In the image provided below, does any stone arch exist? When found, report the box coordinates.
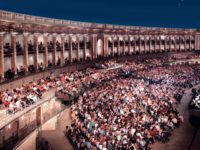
[108,36,113,56]
[71,35,77,61]
[55,34,62,63]
[4,34,11,45]
[16,34,23,45]
[37,34,45,64]
[27,34,34,65]
[47,35,53,42]
[85,35,90,58]
[135,35,140,52]
[124,36,129,53]
[47,35,53,63]
[171,36,175,51]
[28,34,34,44]
[165,36,170,51]
[56,34,61,43]
[64,35,69,60]
[97,38,103,57]
[113,35,118,54]
[38,34,44,43]
[78,35,84,59]
[64,35,69,42]
[4,34,12,71]
[16,35,24,69]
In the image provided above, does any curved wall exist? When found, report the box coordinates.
[0,10,199,79]
[0,96,65,150]
[0,61,93,91]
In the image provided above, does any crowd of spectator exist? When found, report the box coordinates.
[64,60,200,149]
[55,67,120,103]
[94,60,122,69]
[189,94,200,110]
[168,53,200,61]
[68,76,183,149]
[0,54,200,149]
[0,76,57,113]
[189,88,200,110]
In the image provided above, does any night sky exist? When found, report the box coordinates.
[0,0,200,29]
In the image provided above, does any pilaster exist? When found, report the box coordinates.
[11,32,17,74]
[0,32,4,79]
[23,33,29,72]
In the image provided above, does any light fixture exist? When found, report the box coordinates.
[21,116,24,120]
[8,124,11,129]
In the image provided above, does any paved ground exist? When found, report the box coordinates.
[151,87,197,150]
[40,108,73,150]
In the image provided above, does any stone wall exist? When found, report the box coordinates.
[0,97,65,150]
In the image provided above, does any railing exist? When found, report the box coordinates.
[0,90,55,130]
[0,9,197,32]
[0,96,66,150]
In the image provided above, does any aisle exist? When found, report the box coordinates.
[151,88,196,150]
[41,108,73,150]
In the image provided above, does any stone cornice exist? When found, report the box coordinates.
[0,10,198,36]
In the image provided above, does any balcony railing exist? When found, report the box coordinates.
[0,10,197,32]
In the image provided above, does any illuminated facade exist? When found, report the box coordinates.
[0,10,200,79]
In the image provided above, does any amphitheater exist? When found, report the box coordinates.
[0,10,200,150]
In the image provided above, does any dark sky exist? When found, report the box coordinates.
[0,0,200,29]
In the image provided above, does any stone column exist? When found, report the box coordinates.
[117,36,120,56]
[83,36,87,61]
[68,35,72,63]
[61,34,65,66]
[0,32,4,79]
[102,36,105,57]
[174,37,176,51]
[169,36,172,52]
[144,36,147,53]
[23,33,29,72]
[52,34,57,66]
[198,35,200,51]
[122,36,126,55]
[154,37,156,53]
[175,36,178,52]
[133,36,136,54]
[139,36,141,54]
[184,36,187,51]
[176,36,178,51]
[103,35,108,57]
[164,36,167,52]
[149,36,152,53]
[159,36,162,52]
[90,34,97,60]
[43,33,48,68]
[177,36,179,51]
[34,33,39,70]
[111,36,114,56]
[11,32,17,74]
[76,35,80,61]
[189,36,192,51]
[128,36,131,55]
[130,37,133,54]
[156,36,158,53]
[195,34,200,51]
